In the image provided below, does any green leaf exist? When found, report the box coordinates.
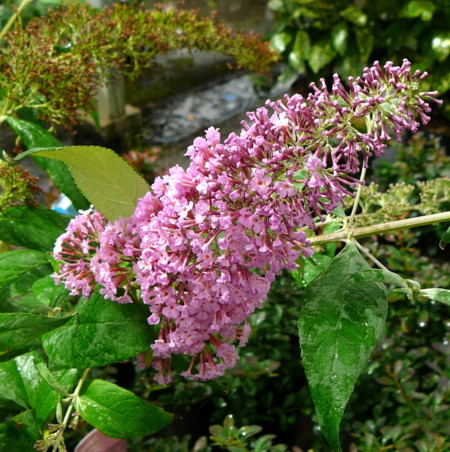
[294,253,333,288]
[308,41,336,73]
[323,220,342,257]
[6,116,89,210]
[0,313,70,356]
[288,30,310,72]
[400,1,437,21]
[340,6,367,26]
[0,250,53,303]
[0,358,29,408]
[0,343,40,363]
[34,367,79,428]
[0,352,78,429]
[298,243,387,451]
[0,410,39,450]
[355,27,374,62]
[420,288,450,306]
[0,250,51,291]
[270,32,293,54]
[430,33,450,62]
[0,205,70,252]
[439,225,450,250]
[35,361,70,397]
[0,351,43,408]
[42,291,156,368]
[267,0,283,12]
[32,275,72,310]
[330,23,348,56]
[78,379,173,438]
[16,146,149,221]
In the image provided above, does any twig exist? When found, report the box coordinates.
[308,211,450,245]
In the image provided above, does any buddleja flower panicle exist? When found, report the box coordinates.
[52,60,441,382]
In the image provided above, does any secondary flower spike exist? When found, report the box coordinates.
[53,60,441,382]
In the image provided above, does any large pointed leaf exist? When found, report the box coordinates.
[0,358,29,409]
[16,146,149,221]
[0,351,44,408]
[0,250,53,304]
[6,116,89,210]
[78,379,173,438]
[0,351,78,431]
[0,250,51,291]
[0,205,70,252]
[0,313,70,356]
[42,291,155,368]
[32,276,72,310]
[298,243,387,451]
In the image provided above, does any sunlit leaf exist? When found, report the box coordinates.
[16,146,149,221]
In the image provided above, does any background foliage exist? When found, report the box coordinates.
[0,1,448,451]
[268,0,450,117]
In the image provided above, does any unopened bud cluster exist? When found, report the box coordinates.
[53,60,440,382]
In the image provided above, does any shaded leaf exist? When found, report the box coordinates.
[0,343,40,363]
[32,275,72,310]
[0,250,51,291]
[340,6,367,26]
[16,146,149,221]
[439,225,450,250]
[0,205,70,252]
[298,243,387,451]
[6,116,88,210]
[0,313,69,357]
[42,291,156,368]
[0,410,39,450]
[400,1,436,21]
[355,27,374,62]
[0,250,53,306]
[78,379,173,438]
